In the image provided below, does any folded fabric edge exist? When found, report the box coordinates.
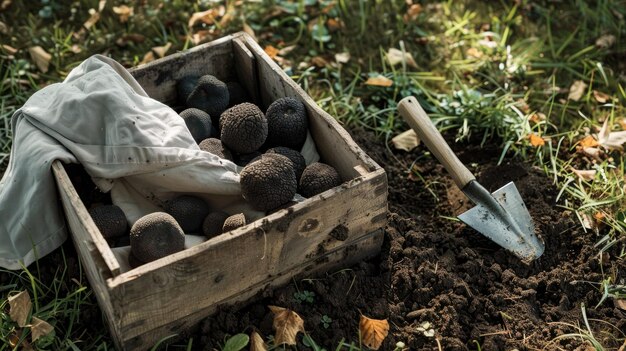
[0,226,67,271]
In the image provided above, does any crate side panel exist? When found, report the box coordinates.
[129,38,236,106]
[119,229,383,351]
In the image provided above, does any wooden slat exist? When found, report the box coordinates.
[232,37,260,104]
[119,229,383,350]
[238,33,383,180]
[129,35,236,105]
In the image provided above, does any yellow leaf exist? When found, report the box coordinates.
[386,48,417,68]
[140,51,155,65]
[619,118,626,131]
[112,5,133,24]
[528,133,545,147]
[242,22,256,41]
[152,42,171,58]
[404,4,422,21]
[579,135,599,148]
[268,305,304,345]
[250,331,267,351]
[188,8,222,28]
[568,80,587,101]
[30,317,54,342]
[595,34,616,49]
[593,90,611,103]
[570,168,596,181]
[8,290,31,327]
[28,46,51,73]
[365,75,393,87]
[359,315,389,350]
[264,45,279,59]
[466,47,483,59]
[391,129,420,151]
[593,212,605,221]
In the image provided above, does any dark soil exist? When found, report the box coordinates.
[2,129,625,350]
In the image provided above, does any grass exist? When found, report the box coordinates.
[0,0,625,349]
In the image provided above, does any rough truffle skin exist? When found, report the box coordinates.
[298,162,342,197]
[186,75,229,124]
[222,213,246,232]
[88,205,127,239]
[266,147,306,181]
[130,212,185,263]
[265,97,308,150]
[199,138,233,160]
[240,154,297,211]
[220,103,268,154]
[179,108,213,143]
[164,195,210,233]
[176,75,199,105]
[226,81,249,106]
[202,211,229,238]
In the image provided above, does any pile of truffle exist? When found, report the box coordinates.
[88,74,343,268]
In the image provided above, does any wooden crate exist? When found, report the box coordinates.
[52,32,387,350]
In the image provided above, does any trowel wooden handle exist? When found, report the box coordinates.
[398,96,475,188]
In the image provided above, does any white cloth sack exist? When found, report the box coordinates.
[0,54,318,270]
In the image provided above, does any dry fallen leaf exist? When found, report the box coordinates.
[359,315,389,350]
[593,90,611,103]
[30,317,54,342]
[365,75,393,87]
[278,45,296,56]
[152,42,172,58]
[188,8,222,28]
[404,3,422,21]
[568,80,587,101]
[28,46,52,73]
[264,45,279,59]
[593,211,605,221]
[579,135,599,148]
[250,331,267,351]
[191,29,213,45]
[140,51,155,65]
[8,290,31,327]
[386,48,417,68]
[0,20,8,35]
[311,56,329,67]
[619,118,626,131]
[335,52,350,64]
[391,129,420,151]
[242,22,256,41]
[2,44,17,55]
[529,112,546,124]
[1,0,11,11]
[595,34,616,49]
[529,133,545,147]
[616,299,626,311]
[571,168,596,181]
[112,5,133,23]
[268,305,304,345]
[466,47,483,59]
[83,9,100,30]
[598,119,626,150]
[580,147,603,161]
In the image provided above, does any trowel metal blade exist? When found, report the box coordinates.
[458,182,545,261]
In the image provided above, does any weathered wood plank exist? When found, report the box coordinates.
[232,37,260,104]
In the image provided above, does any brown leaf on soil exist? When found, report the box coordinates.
[404,4,422,22]
[580,147,603,161]
[311,56,330,67]
[250,331,267,351]
[2,44,17,55]
[242,22,256,41]
[386,48,417,68]
[112,5,133,23]
[359,315,389,350]
[595,34,616,49]
[598,119,626,150]
[152,42,172,58]
[593,90,611,103]
[140,51,155,65]
[268,305,304,345]
[593,212,605,221]
[528,112,546,124]
[83,9,101,30]
[615,299,626,311]
[28,46,52,73]
[327,18,343,31]
[30,316,54,342]
[391,129,420,151]
[568,80,587,101]
[1,0,11,11]
[8,290,31,327]
[571,168,596,181]
[618,339,626,351]
[191,30,213,45]
[578,135,599,148]
[619,118,626,131]
[365,75,393,87]
[188,7,223,28]
[528,133,545,147]
[264,45,279,59]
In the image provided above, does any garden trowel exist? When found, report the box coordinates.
[397,97,545,261]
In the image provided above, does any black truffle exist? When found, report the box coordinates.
[220,103,268,154]
[298,162,341,197]
[179,108,213,143]
[176,75,199,105]
[186,75,229,124]
[226,81,249,106]
[240,154,297,211]
[236,151,262,167]
[266,147,306,182]
[88,205,127,239]
[265,97,308,150]
[199,138,233,160]
[222,213,246,232]
[164,195,210,233]
[130,212,185,263]
[202,211,229,238]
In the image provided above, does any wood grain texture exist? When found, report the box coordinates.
[397,96,475,188]
[232,37,260,104]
